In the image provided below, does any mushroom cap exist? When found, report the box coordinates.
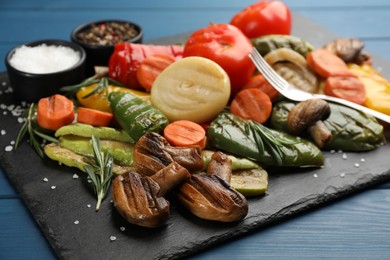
[287,99,331,135]
[112,172,170,228]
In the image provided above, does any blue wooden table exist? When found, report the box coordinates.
[1,1,390,259]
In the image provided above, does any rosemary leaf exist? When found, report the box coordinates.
[30,133,45,158]
[15,120,28,149]
[15,103,58,158]
[33,129,59,143]
[84,135,113,211]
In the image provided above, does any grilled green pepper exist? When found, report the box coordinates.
[270,101,386,151]
[109,92,169,142]
[207,112,324,167]
[251,34,313,57]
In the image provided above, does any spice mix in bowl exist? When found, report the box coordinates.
[71,19,143,75]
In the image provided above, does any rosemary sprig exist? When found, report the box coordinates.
[247,120,298,166]
[84,135,113,211]
[15,103,59,158]
[60,75,125,98]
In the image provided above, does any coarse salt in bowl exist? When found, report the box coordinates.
[5,39,86,102]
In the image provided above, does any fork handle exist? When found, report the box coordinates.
[315,94,390,124]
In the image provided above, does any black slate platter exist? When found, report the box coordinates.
[1,13,390,260]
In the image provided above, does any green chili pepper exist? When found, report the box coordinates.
[109,92,169,142]
[251,34,313,58]
[207,112,324,167]
[270,101,386,151]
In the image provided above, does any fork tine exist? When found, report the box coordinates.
[249,48,289,91]
[249,49,287,89]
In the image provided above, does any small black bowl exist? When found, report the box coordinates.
[71,19,143,76]
[5,39,86,102]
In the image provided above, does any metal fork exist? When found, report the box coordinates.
[248,48,390,124]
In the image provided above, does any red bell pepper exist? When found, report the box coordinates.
[108,43,184,90]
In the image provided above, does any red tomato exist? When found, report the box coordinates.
[230,0,291,39]
[183,23,255,96]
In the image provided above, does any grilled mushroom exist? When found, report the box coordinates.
[205,151,232,183]
[288,99,332,148]
[151,161,191,196]
[112,171,170,228]
[134,132,204,176]
[323,38,371,65]
[112,162,191,228]
[177,151,248,222]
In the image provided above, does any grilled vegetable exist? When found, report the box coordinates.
[134,132,204,176]
[207,112,324,167]
[150,56,230,123]
[55,123,132,142]
[177,151,248,222]
[58,135,134,166]
[323,38,371,64]
[348,63,390,116]
[270,101,386,151]
[252,34,313,57]
[112,171,171,228]
[264,48,319,93]
[44,143,133,175]
[231,168,268,197]
[109,92,169,142]
[287,99,332,149]
[76,83,150,113]
[108,43,184,90]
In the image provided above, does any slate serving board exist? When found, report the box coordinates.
[0,14,390,260]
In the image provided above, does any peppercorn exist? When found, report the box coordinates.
[76,21,138,46]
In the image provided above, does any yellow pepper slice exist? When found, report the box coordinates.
[76,84,150,113]
[348,63,390,115]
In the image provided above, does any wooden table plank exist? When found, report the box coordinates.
[1,0,390,9]
[0,199,56,259]
[1,186,390,259]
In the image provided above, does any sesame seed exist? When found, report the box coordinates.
[74,220,80,225]
[87,179,92,183]
[87,204,91,208]
[340,173,346,178]
[330,150,336,154]
[337,150,343,154]
[1,129,6,135]
[17,117,24,123]
[361,158,365,162]
[3,111,7,115]
[10,140,15,145]
[72,174,79,179]
[51,185,56,190]
[313,173,318,178]
[342,153,347,160]
[2,81,6,86]
[110,236,117,241]
[354,163,360,168]
[43,177,48,182]
[120,226,126,232]
[5,145,13,152]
